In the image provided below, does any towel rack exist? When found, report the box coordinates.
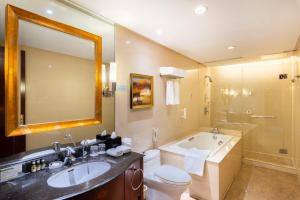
[249,115,276,119]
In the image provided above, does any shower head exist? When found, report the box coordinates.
[204,75,213,83]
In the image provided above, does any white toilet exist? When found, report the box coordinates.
[143,149,191,200]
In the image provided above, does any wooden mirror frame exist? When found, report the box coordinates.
[5,5,102,137]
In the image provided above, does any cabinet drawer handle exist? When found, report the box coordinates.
[131,168,143,191]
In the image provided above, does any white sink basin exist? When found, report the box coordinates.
[47,162,111,188]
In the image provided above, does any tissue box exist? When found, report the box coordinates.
[111,136,122,148]
[96,134,122,150]
[96,134,111,141]
[105,137,122,150]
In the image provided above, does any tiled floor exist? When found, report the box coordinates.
[182,164,300,200]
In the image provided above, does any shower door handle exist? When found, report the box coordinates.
[249,115,276,119]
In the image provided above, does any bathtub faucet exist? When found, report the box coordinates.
[212,127,222,139]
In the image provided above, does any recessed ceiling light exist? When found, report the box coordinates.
[156,29,163,36]
[195,5,207,15]
[227,45,236,50]
[125,40,131,45]
[46,9,53,15]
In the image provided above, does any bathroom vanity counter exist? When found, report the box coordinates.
[0,152,143,200]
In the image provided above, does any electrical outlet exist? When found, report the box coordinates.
[181,108,187,119]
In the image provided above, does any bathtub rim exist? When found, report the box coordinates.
[159,132,241,164]
[171,132,233,157]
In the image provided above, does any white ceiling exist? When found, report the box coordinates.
[72,0,300,63]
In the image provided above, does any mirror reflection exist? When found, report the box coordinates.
[0,0,115,158]
[19,20,96,125]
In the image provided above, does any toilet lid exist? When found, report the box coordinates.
[154,165,191,186]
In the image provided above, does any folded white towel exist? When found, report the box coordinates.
[166,80,174,105]
[173,79,180,104]
[166,79,180,105]
[184,148,210,176]
[122,138,132,147]
[116,145,132,154]
[106,148,123,157]
[80,139,96,145]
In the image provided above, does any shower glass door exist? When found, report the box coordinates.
[211,58,294,167]
[242,59,293,166]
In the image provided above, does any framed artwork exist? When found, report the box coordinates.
[130,73,154,109]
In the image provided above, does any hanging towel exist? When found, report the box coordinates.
[166,79,180,105]
[174,79,180,105]
[184,148,210,176]
[166,80,174,105]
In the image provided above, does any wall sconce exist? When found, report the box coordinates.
[110,62,117,94]
[102,64,107,84]
[102,62,117,97]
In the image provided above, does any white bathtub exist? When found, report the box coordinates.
[167,132,233,159]
[159,131,242,200]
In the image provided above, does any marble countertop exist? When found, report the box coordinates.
[0,152,143,200]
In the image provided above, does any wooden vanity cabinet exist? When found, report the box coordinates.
[125,158,144,200]
[73,174,125,200]
[71,157,143,200]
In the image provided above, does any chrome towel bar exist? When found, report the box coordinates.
[249,115,276,119]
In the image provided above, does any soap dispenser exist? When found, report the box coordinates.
[31,161,36,173]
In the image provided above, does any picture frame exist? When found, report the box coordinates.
[130,73,154,109]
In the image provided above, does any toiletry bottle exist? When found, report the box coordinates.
[22,162,32,173]
[36,160,41,171]
[41,159,46,170]
[31,161,36,173]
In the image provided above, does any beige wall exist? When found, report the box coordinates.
[26,96,114,150]
[23,46,95,124]
[115,25,209,153]
[25,47,115,150]
[294,56,300,175]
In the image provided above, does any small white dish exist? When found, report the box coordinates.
[89,153,99,157]
[116,145,131,154]
[106,148,123,157]
[49,161,63,169]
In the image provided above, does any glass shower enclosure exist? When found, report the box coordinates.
[210,55,300,169]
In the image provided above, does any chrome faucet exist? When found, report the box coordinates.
[212,127,222,139]
[64,146,76,166]
[81,140,89,160]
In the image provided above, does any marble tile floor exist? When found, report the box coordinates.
[181,164,300,200]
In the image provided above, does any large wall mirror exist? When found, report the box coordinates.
[0,0,115,157]
[6,5,102,137]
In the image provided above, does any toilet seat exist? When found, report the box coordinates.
[154,165,191,186]
[143,149,191,200]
